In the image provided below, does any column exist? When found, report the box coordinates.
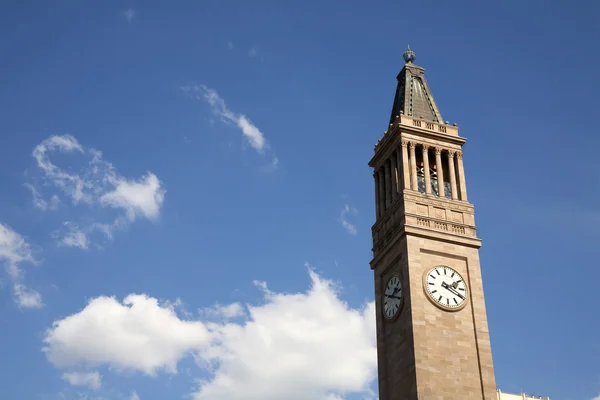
[456,151,468,201]
[395,149,401,195]
[435,148,444,198]
[391,152,398,201]
[447,150,458,200]
[401,140,410,190]
[378,167,386,213]
[384,159,392,208]
[422,145,431,194]
[374,172,380,218]
[409,142,418,190]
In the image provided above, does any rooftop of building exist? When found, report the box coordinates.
[498,389,550,400]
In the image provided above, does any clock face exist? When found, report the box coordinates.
[383,275,402,319]
[424,266,468,310]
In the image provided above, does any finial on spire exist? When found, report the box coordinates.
[403,45,416,64]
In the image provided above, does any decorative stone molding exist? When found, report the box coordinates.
[457,151,463,159]
[401,139,409,147]
[407,213,475,237]
[403,192,473,213]
[434,148,442,155]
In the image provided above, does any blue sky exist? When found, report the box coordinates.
[0,0,598,399]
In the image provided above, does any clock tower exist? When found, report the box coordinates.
[370,47,497,399]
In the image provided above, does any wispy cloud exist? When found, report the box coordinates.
[260,155,279,173]
[181,85,278,168]
[28,135,166,249]
[14,283,43,309]
[55,223,88,250]
[340,204,358,235]
[24,183,59,211]
[122,8,136,22]
[0,223,43,309]
[227,41,234,50]
[199,302,246,319]
[61,371,101,390]
[248,46,257,57]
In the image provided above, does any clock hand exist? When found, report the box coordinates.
[385,295,401,300]
[441,282,465,300]
[446,286,465,300]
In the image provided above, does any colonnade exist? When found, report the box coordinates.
[374,140,468,218]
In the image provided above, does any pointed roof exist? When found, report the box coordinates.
[388,46,444,125]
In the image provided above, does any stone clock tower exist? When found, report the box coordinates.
[369,47,497,399]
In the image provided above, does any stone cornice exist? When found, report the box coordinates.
[370,190,474,233]
[370,224,482,269]
[403,191,474,213]
[369,117,466,168]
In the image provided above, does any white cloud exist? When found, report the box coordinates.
[192,269,376,400]
[101,173,165,221]
[340,204,358,235]
[43,294,211,375]
[0,223,35,278]
[123,8,136,22]
[235,115,265,151]
[57,223,88,250]
[130,392,141,400]
[61,371,101,390]
[43,269,376,400]
[14,283,44,309]
[592,395,600,400]
[0,223,42,309]
[28,135,166,248]
[181,85,271,155]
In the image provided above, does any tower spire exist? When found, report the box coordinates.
[389,46,443,125]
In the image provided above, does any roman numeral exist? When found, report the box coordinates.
[436,269,440,275]
[431,290,437,294]
[459,288,465,291]
[429,282,434,285]
[443,268,446,275]
[430,275,436,280]
[438,295,442,302]
[453,298,458,305]
[446,298,449,305]
[451,272,455,278]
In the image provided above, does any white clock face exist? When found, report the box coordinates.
[424,266,468,310]
[383,275,402,319]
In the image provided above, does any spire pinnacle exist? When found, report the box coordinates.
[403,45,416,64]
